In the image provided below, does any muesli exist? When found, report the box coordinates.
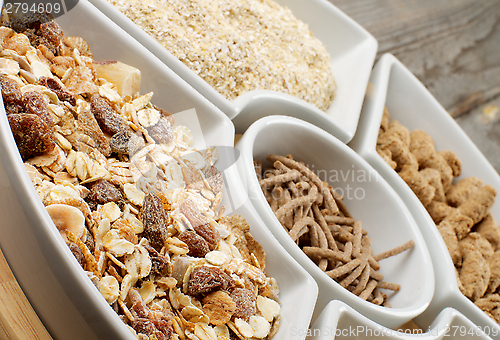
[1,11,280,340]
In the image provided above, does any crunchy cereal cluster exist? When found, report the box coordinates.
[255,154,414,306]
[107,0,336,112]
[377,108,500,323]
[1,11,280,340]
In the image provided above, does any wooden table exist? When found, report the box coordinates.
[2,0,499,338]
[330,0,500,173]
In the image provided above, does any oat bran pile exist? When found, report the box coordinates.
[1,10,280,340]
[107,0,336,112]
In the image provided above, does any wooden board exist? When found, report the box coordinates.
[329,0,500,172]
[0,249,52,339]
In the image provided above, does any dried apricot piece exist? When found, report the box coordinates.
[177,230,210,257]
[188,266,235,296]
[8,113,56,160]
[142,192,169,250]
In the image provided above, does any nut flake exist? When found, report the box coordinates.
[234,318,253,338]
[99,275,120,304]
[249,315,271,339]
[256,296,280,323]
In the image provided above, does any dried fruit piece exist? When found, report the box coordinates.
[8,113,56,160]
[178,230,210,257]
[146,117,174,144]
[37,21,63,52]
[22,90,53,127]
[142,192,169,250]
[188,266,235,296]
[0,74,22,104]
[110,130,145,156]
[202,291,236,326]
[180,198,220,250]
[145,245,171,277]
[86,179,123,206]
[38,76,76,105]
[204,166,224,195]
[93,60,141,98]
[231,288,257,321]
[90,94,128,134]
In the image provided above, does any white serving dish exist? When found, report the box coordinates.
[235,115,435,329]
[88,0,377,143]
[309,300,493,340]
[349,53,500,338]
[0,2,318,339]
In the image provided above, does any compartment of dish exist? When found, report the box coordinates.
[88,0,377,143]
[349,53,500,337]
[235,115,434,329]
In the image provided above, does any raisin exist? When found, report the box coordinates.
[22,90,53,127]
[4,102,24,115]
[90,94,128,134]
[193,224,220,251]
[37,21,63,50]
[145,244,171,276]
[110,130,145,156]
[178,230,210,257]
[180,199,220,250]
[146,117,174,144]
[67,242,84,267]
[204,166,224,195]
[153,104,175,125]
[84,232,95,254]
[77,108,111,157]
[230,288,257,321]
[188,266,235,296]
[8,113,56,160]
[39,77,76,105]
[86,179,123,205]
[132,318,157,337]
[0,75,22,104]
[142,192,169,250]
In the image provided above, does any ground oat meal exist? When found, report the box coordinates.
[107,0,336,112]
[1,10,281,340]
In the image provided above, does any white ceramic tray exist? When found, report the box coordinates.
[235,115,435,329]
[349,53,500,339]
[0,1,318,339]
[309,300,493,340]
[88,0,377,143]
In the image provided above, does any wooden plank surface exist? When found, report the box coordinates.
[0,249,52,339]
[329,0,500,172]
